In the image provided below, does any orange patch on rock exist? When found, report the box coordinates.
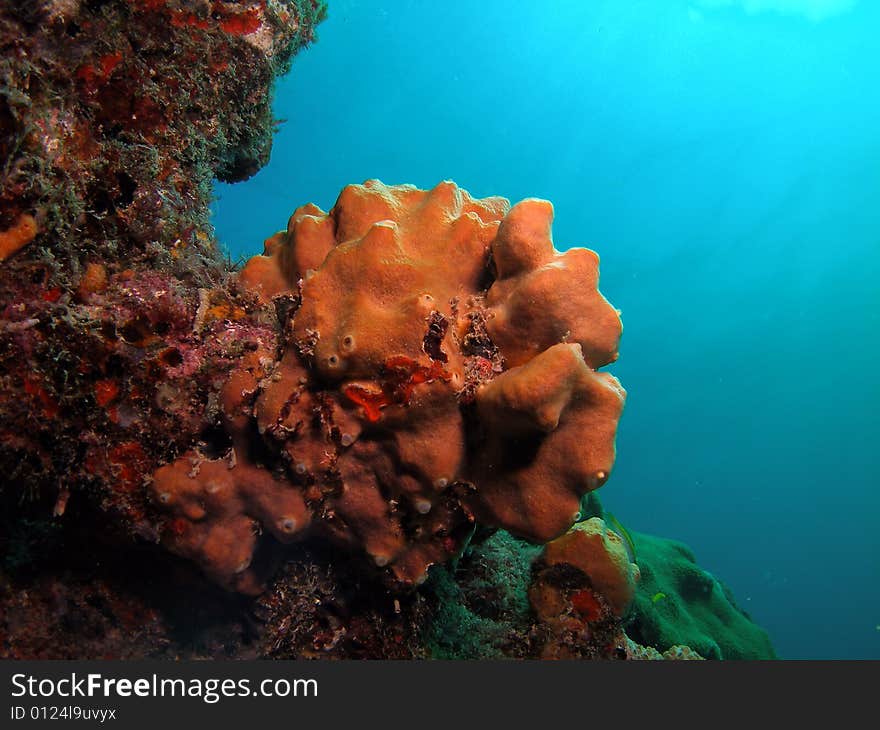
[205,302,246,323]
[78,262,108,300]
[0,214,38,261]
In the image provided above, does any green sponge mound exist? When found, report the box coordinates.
[628,531,777,660]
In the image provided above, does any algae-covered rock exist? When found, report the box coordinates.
[628,531,776,659]
[424,531,540,659]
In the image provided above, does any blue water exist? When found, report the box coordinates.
[212,0,880,659]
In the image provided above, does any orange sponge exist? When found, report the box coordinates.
[0,213,38,262]
[152,181,625,591]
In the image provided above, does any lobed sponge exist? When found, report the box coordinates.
[151,180,625,592]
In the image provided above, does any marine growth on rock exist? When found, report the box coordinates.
[151,180,626,592]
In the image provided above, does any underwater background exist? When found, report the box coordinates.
[212,0,879,660]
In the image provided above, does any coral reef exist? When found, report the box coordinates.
[0,0,776,662]
[0,0,326,517]
[151,180,626,592]
[0,0,327,656]
[1,0,326,242]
